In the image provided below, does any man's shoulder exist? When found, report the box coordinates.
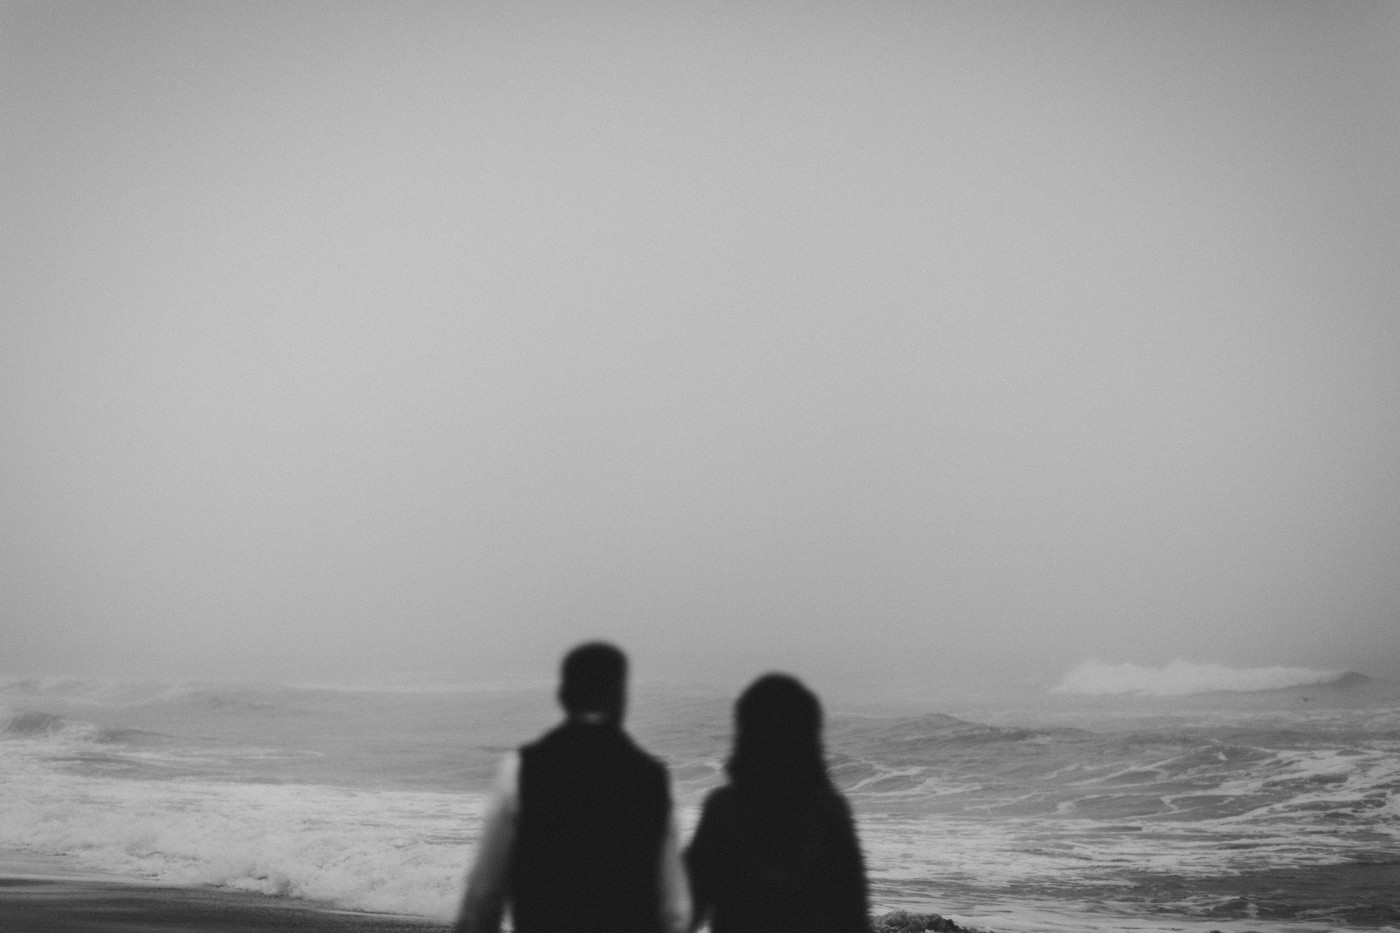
[624,732,668,769]
[522,722,668,776]
[520,720,570,753]
[613,730,671,786]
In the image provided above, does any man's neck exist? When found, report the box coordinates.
[569,711,615,726]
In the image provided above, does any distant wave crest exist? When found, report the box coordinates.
[1053,659,1348,696]
[4,711,71,736]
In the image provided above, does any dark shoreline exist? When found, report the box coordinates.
[0,876,449,933]
[24,869,1395,933]
[0,874,983,933]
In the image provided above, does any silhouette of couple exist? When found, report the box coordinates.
[454,642,868,933]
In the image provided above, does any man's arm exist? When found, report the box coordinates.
[658,805,692,933]
[453,754,519,933]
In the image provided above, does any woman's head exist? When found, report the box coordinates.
[727,673,830,794]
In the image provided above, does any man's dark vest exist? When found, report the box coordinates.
[510,719,670,933]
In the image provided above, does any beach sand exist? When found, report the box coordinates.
[0,875,449,933]
[0,874,982,933]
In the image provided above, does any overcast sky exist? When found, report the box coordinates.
[3,2,1397,691]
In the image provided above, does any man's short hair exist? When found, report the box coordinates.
[559,642,627,713]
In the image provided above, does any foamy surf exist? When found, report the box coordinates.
[0,729,481,918]
[2,677,1397,928]
[1052,659,1353,696]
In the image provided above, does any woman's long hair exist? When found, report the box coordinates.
[725,674,837,854]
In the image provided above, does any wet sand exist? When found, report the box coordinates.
[0,876,449,933]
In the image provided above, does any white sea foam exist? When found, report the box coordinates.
[2,677,1395,927]
[1052,659,1347,697]
[0,733,483,918]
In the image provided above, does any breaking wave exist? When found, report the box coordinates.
[1052,659,1351,697]
[0,762,481,917]
[4,711,72,736]
[2,676,1398,928]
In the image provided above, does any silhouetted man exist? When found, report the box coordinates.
[454,642,688,933]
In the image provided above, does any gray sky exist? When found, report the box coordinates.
[3,2,1398,691]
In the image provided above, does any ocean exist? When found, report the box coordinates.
[1,675,1397,932]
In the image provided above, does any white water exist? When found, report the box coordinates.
[1054,659,1349,696]
[2,677,1398,930]
[0,727,481,917]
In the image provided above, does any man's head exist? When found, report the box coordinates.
[558,642,627,723]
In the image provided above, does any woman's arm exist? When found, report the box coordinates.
[683,790,727,932]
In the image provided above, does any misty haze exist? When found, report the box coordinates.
[2,3,1397,933]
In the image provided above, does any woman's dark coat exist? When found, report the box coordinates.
[685,783,868,933]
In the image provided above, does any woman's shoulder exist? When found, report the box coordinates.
[688,784,738,855]
[701,783,738,811]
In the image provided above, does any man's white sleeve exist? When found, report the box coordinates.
[454,754,520,933]
[659,804,692,933]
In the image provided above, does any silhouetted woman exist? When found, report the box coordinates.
[685,674,868,933]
